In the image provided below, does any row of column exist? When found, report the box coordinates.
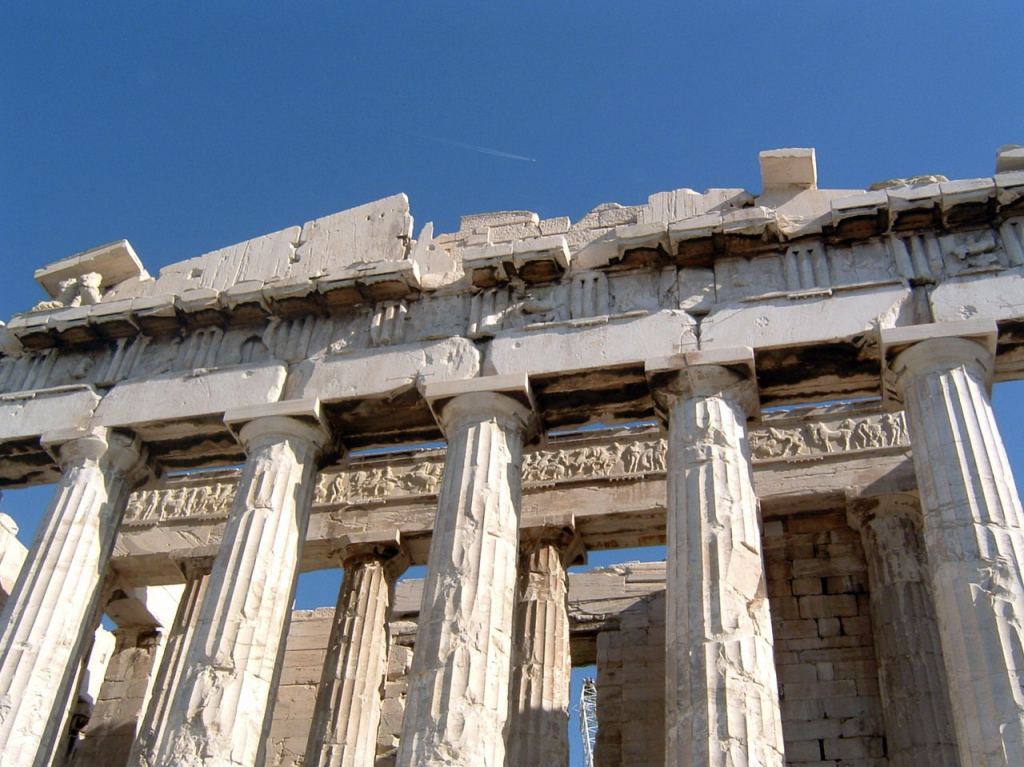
[1,323,1023,766]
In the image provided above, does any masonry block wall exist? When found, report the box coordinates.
[266,609,332,767]
[764,512,887,767]
[594,590,666,767]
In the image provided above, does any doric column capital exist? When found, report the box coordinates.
[845,491,923,532]
[519,514,586,567]
[225,398,334,459]
[41,426,153,488]
[425,373,538,442]
[646,347,759,423]
[881,319,997,405]
[334,530,410,580]
[173,545,218,580]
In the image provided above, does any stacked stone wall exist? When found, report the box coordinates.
[764,511,888,767]
[376,623,415,767]
[265,608,332,766]
[594,589,666,767]
[264,607,416,767]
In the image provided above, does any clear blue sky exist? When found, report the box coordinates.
[2,4,1022,765]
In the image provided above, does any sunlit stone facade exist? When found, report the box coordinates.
[1,146,1024,766]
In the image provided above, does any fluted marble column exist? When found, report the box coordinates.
[886,323,1024,767]
[138,405,331,767]
[0,427,149,767]
[127,553,215,767]
[648,350,784,767]
[847,493,958,767]
[507,519,585,767]
[397,379,536,767]
[305,533,409,767]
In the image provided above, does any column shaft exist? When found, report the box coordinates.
[306,540,407,767]
[0,429,147,767]
[507,527,579,767]
[894,337,1024,766]
[849,495,959,767]
[657,362,784,767]
[127,559,212,767]
[396,391,533,767]
[139,415,328,767]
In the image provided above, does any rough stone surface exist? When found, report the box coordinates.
[136,416,328,767]
[890,334,1024,767]
[3,148,1024,766]
[763,511,888,767]
[70,626,165,767]
[127,557,213,767]
[0,429,148,767]
[595,589,667,767]
[305,540,406,767]
[396,392,533,767]
[655,360,785,767]
[506,525,579,767]
[847,494,958,767]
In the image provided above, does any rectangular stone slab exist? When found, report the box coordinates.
[0,386,101,442]
[95,362,287,427]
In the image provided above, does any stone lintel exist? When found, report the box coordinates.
[645,346,759,422]
[0,385,101,443]
[104,582,184,629]
[881,319,998,407]
[96,362,288,430]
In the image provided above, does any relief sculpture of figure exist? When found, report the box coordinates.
[622,441,643,474]
[880,412,905,445]
[852,419,884,450]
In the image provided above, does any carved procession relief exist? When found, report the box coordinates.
[747,412,907,460]
[315,459,446,504]
[124,481,235,522]
[523,438,665,483]
[121,412,910,524]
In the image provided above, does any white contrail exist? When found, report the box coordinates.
[410,132,536,162]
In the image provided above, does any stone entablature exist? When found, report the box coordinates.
[0,153,1021,446]
[119,409,908,526]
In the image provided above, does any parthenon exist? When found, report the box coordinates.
[1,145,1023,767]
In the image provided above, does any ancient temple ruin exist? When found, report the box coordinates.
[1,146,1024,767]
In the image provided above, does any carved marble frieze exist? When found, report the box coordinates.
[121,411,908,525]
[748,411,908,460]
